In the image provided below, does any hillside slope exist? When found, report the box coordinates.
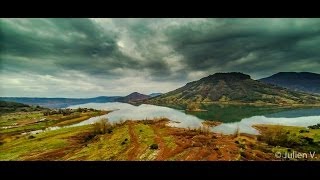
[116,92,150,103]
[144,72,320,106]
[259,72,320,94]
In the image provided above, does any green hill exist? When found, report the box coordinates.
[144,72,320,107]
[0,101,47,114]
[259,72,320,94]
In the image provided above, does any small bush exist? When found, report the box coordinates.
[308,124,320,129]
[107,129,113,134]
[186,103,200,111]
[28,135,36,139]
[239,143,246,149]
[299,129,309,133]
[240,151,246,158]
[301,137,314,144]
[150,144,159,150]
[84,134,95,142]
[93,118,112,135]
[258,127,316,148]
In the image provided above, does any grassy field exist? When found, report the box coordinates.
[1,108,319,160]
[0,125,92,160]
[0,110,108,136]
[0,117,287,161]
[254,124,320,159]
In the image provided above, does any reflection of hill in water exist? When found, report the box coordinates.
[265,108,320,118]
[185,104,292,123]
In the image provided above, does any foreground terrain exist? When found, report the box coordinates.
[1,115,319,160]
[1,101,319,161]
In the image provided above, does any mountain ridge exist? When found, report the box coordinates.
[144,72,320,106]
[259,72,320,94]
[115,92,150,103]
[0,96,120,108]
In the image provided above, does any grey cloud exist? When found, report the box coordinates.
[1,18,320,97]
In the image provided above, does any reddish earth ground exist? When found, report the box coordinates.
[125,119,275,160]
[127,122,140,160]
[14,119,276,161]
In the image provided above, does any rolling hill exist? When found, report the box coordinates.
[0,96,120,108]
[116,92,150,103]
[144,72,320,106]
[259,72,320,94]
[0,101,48,114]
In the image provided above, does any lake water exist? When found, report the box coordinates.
[67,102,320,135]
[68,102,203,129]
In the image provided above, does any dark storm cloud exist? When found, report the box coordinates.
[1,18,320,97]
[162,19,320,78]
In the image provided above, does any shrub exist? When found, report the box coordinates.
[240,151,246,158]
[301,137,314,145]
[258,128,309,148]
[299,129,309,133]
[150,144,159,150]
[239,143,246,149]
[186,103,200,111]
[308,124,320,129]
[84,134,95,142]
[93,118,112,135]
[28,135,36,139]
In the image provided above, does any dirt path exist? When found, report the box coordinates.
[152,126,167,160]
[127,122,140,160]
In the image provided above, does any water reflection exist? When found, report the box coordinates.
[68,103,320,135]
[212,115,320,135]
[69,103,203,129]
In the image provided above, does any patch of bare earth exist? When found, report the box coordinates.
[22,132,92,160]
[127,122,140,160]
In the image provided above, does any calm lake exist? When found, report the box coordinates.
[68,102,320,135]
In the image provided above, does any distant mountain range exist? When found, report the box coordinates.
[0,92,161,108]
[144,72,320,106]
[116,92,150,103]
[2,72,320,108]
[0,96,120,108]
[259,72,320,94]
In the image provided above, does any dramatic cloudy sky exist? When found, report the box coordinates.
[1,18,320,97]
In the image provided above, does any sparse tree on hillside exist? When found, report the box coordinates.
[187,102,200,111]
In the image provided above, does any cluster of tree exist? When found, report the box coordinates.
[75,107,96,113]
[0,101,47,113]
[93,118,113,135]
[308,123,320,129]
[258,128,319,153]
[43,109,72,116]
[43,107,97,116]
[186,102,200,111]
